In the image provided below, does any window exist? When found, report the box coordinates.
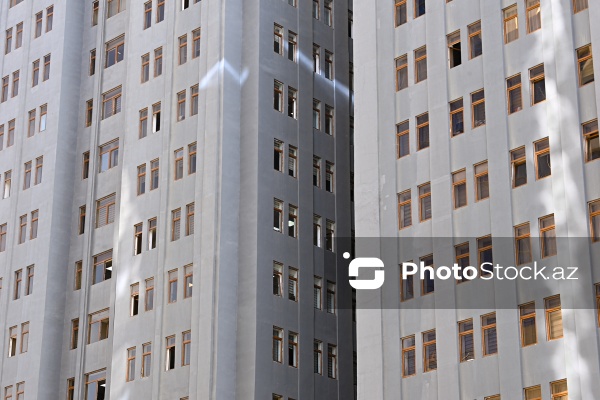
[274,81,284,112]
[325,106,334,135]
[515,223,532,265]
[325,220,335,251]
[273,262,283,296]
[18,215,26,244]
[5,28,12,54]
[67,379,75,400]
[288,332,298,367]
[416,113,429,150]
[543,295,564,341]
[179,35,188,65]
[32,60,39,86]
[12,71,20,97]
[134,223,143,255]
[126,347,136,382]
[35,12,43,38]
[141,54,150,83]
[89,50,96,76]
[467,21,482,59]
[313,44,320,73]
[421,254,434,294]
[92,1,99,26]
[525,386,541,400]
[101,87,122,119]
[526,0,541,33]
[313,0,320,19]
[573,0,588,13]
[142,343,152,377]
[288,87,297,119]
[288,267,298,301]
[190,85,199,115]
[414,47,427,83]
[130,283,139,316]
[192,29,201,59]
[583,120,600,162]
[468,89,486,128]
[395,0,407,27]
[105,36,124,68]
[184,264,193,298]
[327,344,337,378]
[15,384,23,400]
[182,0,190,10]
[88,309,109,344]
[314,276,322,309]
[273,199,283,232]
[551,380,568,400]
[1,77,7,102]
[477,236,493,277]
[145,278,154,311]
[511,147,527,187]
[14,270,22,299]
[288,31,297,62]
[4,386,11,400]
[154,48,163,77]
[144,2,152,29]
[325,162,334,192]
[157,0,165,22]
[86,100,94,127]
[401,336,416,377]
[186,203,195,236]
[528,64,546,105]
[455,242,470,282]
[23,161,32,189]
[74,261,82,290]
[25,265,33,296]
[0,224,6,252]
[45,5,54,31]
[288,205,298,237]
[182,331,191,366]
[314,340,323,374]
[400,263,414,301]
[324,0,333,25]
[395,55,408,91]
[288,146,297,177]
[313,215,322,247]
[458,319,474,362]
[174,148,184,180]
[137,164,146,195]
[188,142,197,174]
[39,104,47,131]
[507,74,523,114]
[398,190,412,229]
[473,161,489,201]
[312,100,321,129]
[273,327,283,362]
[107,0,124,18]
[419,183,432,221]
[165,335,176,370]
[168,270,178,303]
[85,370,106,400]
[8,326,17,357]
[274,24,283,55]
[150,159,159,190]
[504,5,519,43]
[578,44,594,86]
[171,208,181,241]
[3,171,11,198]
[449,98,464,136]
[447,31,461,68]
[414,0,425,17]
[423,330,437,372]
[326,281,336,313]
[452,170,467,209]
[92,250,113,284]
[175,91,186,122]
[350,62,354,91]
[152,102,161,132]
[482,313,498,356]
[395,120,410,158]
[325,51,334,79]
[41,54,51,81]
[96,193,116,228]
[520,302,537,346]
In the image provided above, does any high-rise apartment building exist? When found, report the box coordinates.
[355,1,600,399]
[0,0,355,399]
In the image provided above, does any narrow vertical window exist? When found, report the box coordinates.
[452,170,467,209]
[142,343,152,377]
[79,206,87,235]
[288,205,298,237]
[273,327,283,362]
[126,347,136,382]
[18,215,27,244]
[178,35,188,65]
[288,267,298,301]
[273,262,283,296]
[416,113,430,150]
[130,283,139,316]
[288,146,297,177]
[325,51,334,80]
[507,74,523,114]
[313,100,321,129]
[325,162,334,192]
[395,55,408,91]
[8,326,17,357]
[174,148,184,180]
[186,203,195,236]
[134,223,143,255]
[529,64,546,104]
[273,199,283,232]
[534,138,551,179]
[182,331,191,365]
[14,270,22,299]
[46,6,54,31]
[458,319,474,362]
[312,0,320,20]
[471,89,486,127]
[481,313,498,356]
[0,224,6,253]
[89,49,96,76]
[545,295,563,340]
[520,302,537,346]
[396,120,410,158]
[474,161,489,201]
[449,98,464,136]
[325,220,335,251]
[314,340,323,374]
[3,170,12,198]
[144,2,152,29]
[157,0,165,22]
[35,12,43,38]
[503,5,519,43]
[288,31,297,62]
[190,85,199,116]
[400,263,414,301]
[313,215,322,247]
[168,270,178,303]
[165,336,176,370]
[82,152,90,180]
[43,54,51,81]
[288,87,297,119]
[15,23,23,48]
[414,0,426,18]
[455,242,470,282]
[154,48,163,77]
[327,344,337,378]
[324,0,333,26]
[395,0,407,27]
[402,336,416,377]
[5,28,12,54]
[145,278,154,311]
[274,81,284,112]
[590,199,600,242]
[422,330,437,372]
[74,261,82,290]
[184,265,193,298]
[419,183,432,221]
[314,277,322,309]
[30,210,38,239]
[86,100,94,127]
[468,21,482,59]
[526,0,541,33]
[325,105,334,135]
[447,31,461,68]
[152,103,161,132]
[138,108,148,138]
[171,208,181,241]
[67,379,75,400]
[192,29,201,58]
[313,45,321,74]
[414,46,427,83]
[313,157,321,187]
[274,24,283,55]
[39,104,47,131]
[515,223,532,265]
[398,190,412,229]
[32,60,40,86]
[92,1,99,26]
[511,147,527,187]
[326,281,336,313]
[23,161,32,189]
[12,71,20,97]
[141,53,150,83]
[550,380,568,400]
[288,333,299,367]
[577,44,594,86]
[1,77,8,102]
[583,120,600,162]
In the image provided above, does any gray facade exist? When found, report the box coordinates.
[355,0,600,399]
[0,0,355,399]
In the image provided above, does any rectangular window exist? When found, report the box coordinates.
[423,330,437,372]
[534,138,552,179]
[313,44,320,73]
[39,104,47,131]
[8,326,17,357]
[395,0,407,27]
[511,147,527,187]
[157,0,165,22]
[14,270,22,299]
[395,55,408,91]
[313,215,322,247]
[326,281,336,313]
[23,161,32,189]
[520,302,537,346]
[5,28,12,54]
[400,263,414,301]
[171,208,181,241]
[288,146,297,177]
[142,343,152,377]
[539,214,557,259]
[101,87,122,119]
[288,332,299,367]
[274,24,283,55]
[107,0,123,18]
[74,261,82,290]
[12,71,20,97]
[314,276,322,309]
[273,262,283,296]
[86,100,94,127]
[18,215,26,244]
[16,23,24,49]
[583,119,600,162]
[455,242,470,282]
[590,199,600,242]
[89,49,96,76]
[324,0,333,25]
[15,383,23,400]
[134,223,143,255]
[165,336,176,370]
[3,170,12,198]
[313,0,320,19]
[0,224,6,252]
[326,220,335,251]
[578,44,594,86]
[91,1,99,26]
[145,278,154,311]
[414,46,427,83]
[130,283,139,316]
[525,386,541,400]
[273,199,283,232]
[32,60,39,86]
[273,327,283,362]
[188,142,197,175]
[474,161,489,201]
[186,203,195,236]
[92,250,113,285]
[88,309,109,344]
[477,235,494,277]
[551,380,568,400]
[526,0,541,33]
[288,87,297,119]
[313,100,321,129]
[288,205,298,237]
[327,344,337,378]
[30,210,38,240]
[150,159,159,190]
[471,89,486,128]
[85,370,106,400]
[274,81,284,112]
[182,331,191,366]
[184,264,193,298]
[398,190,412,229]
[35,12,42,38]
[452,170,467,209]
[401,336,415,377]
[529,64,546,104]
[419,183,431,221]
[458,319,474,362]
[46,5,54,31]
[482,313,498,356]
[67,379,75,400]
[507,74,522,114]
[192,29,201,59]
[174,148,184,180]
[420,254,434,294]
[154,48,163,77]
[190,85,199,116]
[447,31,461,68]
[288,267,298,301]
[396,120,410,158]
[504,5,519,43]
[468,21,482,59]
[416,113,429,150]
[449,98,464,136]
[168,270,178,303]
[325,162,334,192]
[544,295,564,340]
[96,193,116,228]
[179,35,188,65]
[126,347,136,382]
[177,91,186,121]
[573,0,588,13]
[274,140,283,171]
[137,164,146,196]
[414,0,425,17]
[141,53,150,83]
[325,51,334,79]
[288,31,297,62]
[105,36,124,68]
[1,77,8,102]
[314,340,323,374]
[152,102,161,132]
[144,1,152,29]
[515,223,532,265]
[79,206,87,235]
